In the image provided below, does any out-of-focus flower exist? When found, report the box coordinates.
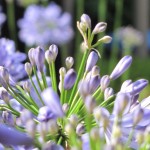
[18,3,74,47]
[0,38,26,81]
[114,26,143,48]
[0,6,6,30]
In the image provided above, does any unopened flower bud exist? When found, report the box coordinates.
[113,93,131,116]
[0,66,9,86]
[25,119,36,138]
[65,123,74,135]
[0,89,10,104]
[91,65,100,76]
[133,107,143,126]
[84,95,97,113]
[35,46,45,72]
[62,103,69,114]
[25,62,32,76]
[2,111,14,126]
[110,56,132,80]
[76,123,85,136]
[90,127,100,140]
[59,67,66,78]
[64,69,77,90]
[66,57,74,69]
[69,114,79,128]
[101,75,110,91]
[104,87,114,100]
[79,22,88,32]
[28,48,36,66]
[81,14,91,29]
[86,51,99,72]
[92,22,107,34]
[23,81,31,93]
[98,36,112,43]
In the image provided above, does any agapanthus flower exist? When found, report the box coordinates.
[0,38,26,81]
[0,14,150,150]
[114,26,143,49]
[18,2,74,47]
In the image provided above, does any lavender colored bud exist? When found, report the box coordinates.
[42,88,64,118]
[98,36,112,43]
[35,46,45,72]
[78,80,89,97]
[28,48,36,66]
[66,57,74,69]
[91,65,100,76]
[133,107,144,126]
[2,111,14,126]
[23,81,31,93]
[110,56,132,80]
[104,87,114,100]
[81,14,91,29]
[62,103,69,114]
[0,66,9,85]
[76,123,85,136]
[113,93,131,116]
[120,80,132,92]
[25,62,32,76]
[86,51,99,72]
[0,124,33,146]
[64,69,77,90]
[0,89,10,104]
[69,114,79,128]
[89,75,101,93]
[100,75,110,91]
[125,79,148,95]
[48,44,58,61]
[84,95,97,113]
[25,119,36,138]
[92,22,107,34]
[37,106,55,122]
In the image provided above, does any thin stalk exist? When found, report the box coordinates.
[29,76,44,106]
[41,71,48,88]
[49,63,54,88]
[33,67,43,91]
[52,62,57,92]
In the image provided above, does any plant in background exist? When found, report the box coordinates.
[0,6,6,33]
[0,14,150,150]
[18,2,74,47]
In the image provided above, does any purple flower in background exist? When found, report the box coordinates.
[0,6,6,28]
[18,2,74,47]
[0,38,26,81]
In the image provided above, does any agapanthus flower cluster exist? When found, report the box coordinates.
[114,26,143,49]
[18,2,74,47]
[0,38,26,81]
[0,14,150,150]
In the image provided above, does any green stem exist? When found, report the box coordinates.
[52,62,57,92]
[41,71,48,88]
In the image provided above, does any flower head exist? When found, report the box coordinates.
[18,3,74,46]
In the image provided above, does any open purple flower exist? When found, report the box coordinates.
[18,3,74,47]
[0,38,26,81]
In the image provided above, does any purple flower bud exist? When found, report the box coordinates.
[92,22,107,34]
[81,14,91,28]
[78,80,90,97]
[125,79,148,95]
[62,103,69,114]
[100,75,110,91]
[113,93,131,116]
[104,87,114,100]
[84,95,97,113]
[133,107,143,126]
[69,114,79,127]
[65,56,74,69]
[2,111,14,126]
[0,124,33,146]
[0,66,9,89]
[76,123,85,136]
[86,51,99,72]
[37,106,56,122]
[41,87,64,118]
[64,69,77,90]
[35,46,45,72]
[28,48,36,66]
[110,56,132,80]
[120,80,132,92]
[25,62,32,76]
[49,44,58,60]
[91,65,100,76]
[0,89,10,104]
[88,75,101,93]
[23,81,31,93]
